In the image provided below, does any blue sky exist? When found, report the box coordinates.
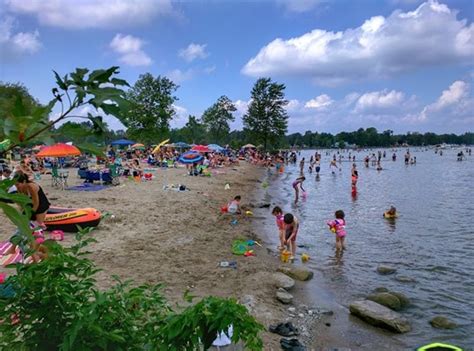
[0,0,473,134]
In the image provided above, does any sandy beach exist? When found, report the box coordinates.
[1,163,296,349]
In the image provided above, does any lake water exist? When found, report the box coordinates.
[263,147,473,349]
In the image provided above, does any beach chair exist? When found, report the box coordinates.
[51,166,68,190]
[51,166,61,188]
[107,164,120,186]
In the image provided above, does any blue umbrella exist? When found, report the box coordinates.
[178,151,204,164]
[173,141,190,148]
[111,139,135,146]
[208,144,224,152]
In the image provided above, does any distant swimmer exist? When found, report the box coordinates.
[330,159,338,174]
[351,163,358,186]
[392,153,397,161]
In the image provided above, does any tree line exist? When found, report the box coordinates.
[2,76,472,151]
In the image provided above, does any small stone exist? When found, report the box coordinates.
[288,307,296,313]
[389,291,410,308]
[349,300,411,333]
[430,316,458,329]
[321,309,334,316]
[298,313,304,318]
[367,293,402,311]
[377,265,397,275]
[272,272,295,290]
[308,310,313,316]
[278,266,314,281]
[276,290,293,304]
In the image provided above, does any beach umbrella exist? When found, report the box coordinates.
[111,139,135,146]
[191,144,210,153]
[36,143,81,158]
[208,144,224,152]
[152,139,170,154]
[178,151,204,164]
[132,143,145,150]
[242,143,256,149]
[174,142,190,148]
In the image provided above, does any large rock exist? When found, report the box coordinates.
[430,316,458,329]
[377,265,397,275]
[276,289,293,304]
[349,300,411,333]
[278,266,314,281]
[272,272,295,290]
[367,293,401,311]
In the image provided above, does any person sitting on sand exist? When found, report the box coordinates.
[15,172,50,228]
[227,195,242,214]
[272,206,285,250]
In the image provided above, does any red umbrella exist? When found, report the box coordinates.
[36,143,81,158]
[191,145,210,153]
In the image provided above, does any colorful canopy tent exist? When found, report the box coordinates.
[132,143,145,150]
[110,139,135,146]
[152,139,170,154]
[36,143,81,158]
[178,151,204,164]
[191,145,210,153]
[208,144,224,152]
[242,144,256,149]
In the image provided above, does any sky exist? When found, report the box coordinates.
[0,0,473,134]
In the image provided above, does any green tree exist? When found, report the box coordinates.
[124,73,178,144]
[243,78,288,150]
[201,95,236,144]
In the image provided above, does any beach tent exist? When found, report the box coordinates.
[191,145,210,153]
[208,144,224,152]
[178,151,204,164]
[36,143,81,158]
[111,139,135,146]
[242,144,256,149]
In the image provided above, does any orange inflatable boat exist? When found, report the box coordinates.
[45,207,101,232]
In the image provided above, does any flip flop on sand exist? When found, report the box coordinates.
[269,322,299,337]
[280,338,306,351]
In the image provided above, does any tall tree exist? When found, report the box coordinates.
[124,73,178,143]
[201,95,236,144]
[243,78,288,150]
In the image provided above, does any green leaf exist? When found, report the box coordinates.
[54,70,68,90]
[0,202,32,239]
[11,96,27,117]
[87,67,119,84]
[110,78,129,87]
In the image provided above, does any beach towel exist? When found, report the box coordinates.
[66,184,108,192]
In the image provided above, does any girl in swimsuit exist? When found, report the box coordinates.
[327,210,346,251]
[351,163,358,186]
[292,176,305,204]
[283,213,299,260]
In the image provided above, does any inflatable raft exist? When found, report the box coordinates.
[45,207,101,232]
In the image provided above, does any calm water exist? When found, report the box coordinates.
[263,148,473,349]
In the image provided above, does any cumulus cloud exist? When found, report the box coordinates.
[355,89,405,113]
[305,94,333,110]
[0,16,41,61]
[5,0,173,29]
[109,34,152,67]
[178,43,209,62]
[170,104,189,128]
[417,80,473,123]
[242,1,474,85]
[277,0,325,13]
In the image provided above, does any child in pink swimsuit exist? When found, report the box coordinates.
[327,210,346,251]
[272,206,285,250]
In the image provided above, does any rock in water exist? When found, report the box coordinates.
[389,291,410,308]
[374,287,389,293]
[272,272,296,290]
[430,316,458,329]
[395,275,417,283]
[367,293,402,311]
[278,267,314,281]
[377,265,397,275]
[349,300,411,333]
[276,289,294,304]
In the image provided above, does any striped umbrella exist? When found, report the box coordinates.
[178,151,204,164]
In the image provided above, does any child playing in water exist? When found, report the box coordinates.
[283,213,299,260]
[272,206,285,250]
[227,195,241,214]
[327,210,346,251]
[292,176,306,204]
[383,206,398,219]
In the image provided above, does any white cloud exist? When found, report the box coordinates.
[277,0,325,13]
[170,104,189,128]
[305,94,333,110]
[355,90,405,112]
[166,68,195,83]
[417,80,473,122]
[243,1,474,85]
[109,34,152,67]
[178,43,209,62]
[52,105,126,131]
[0,16,41,61]
[5,0,173,29]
